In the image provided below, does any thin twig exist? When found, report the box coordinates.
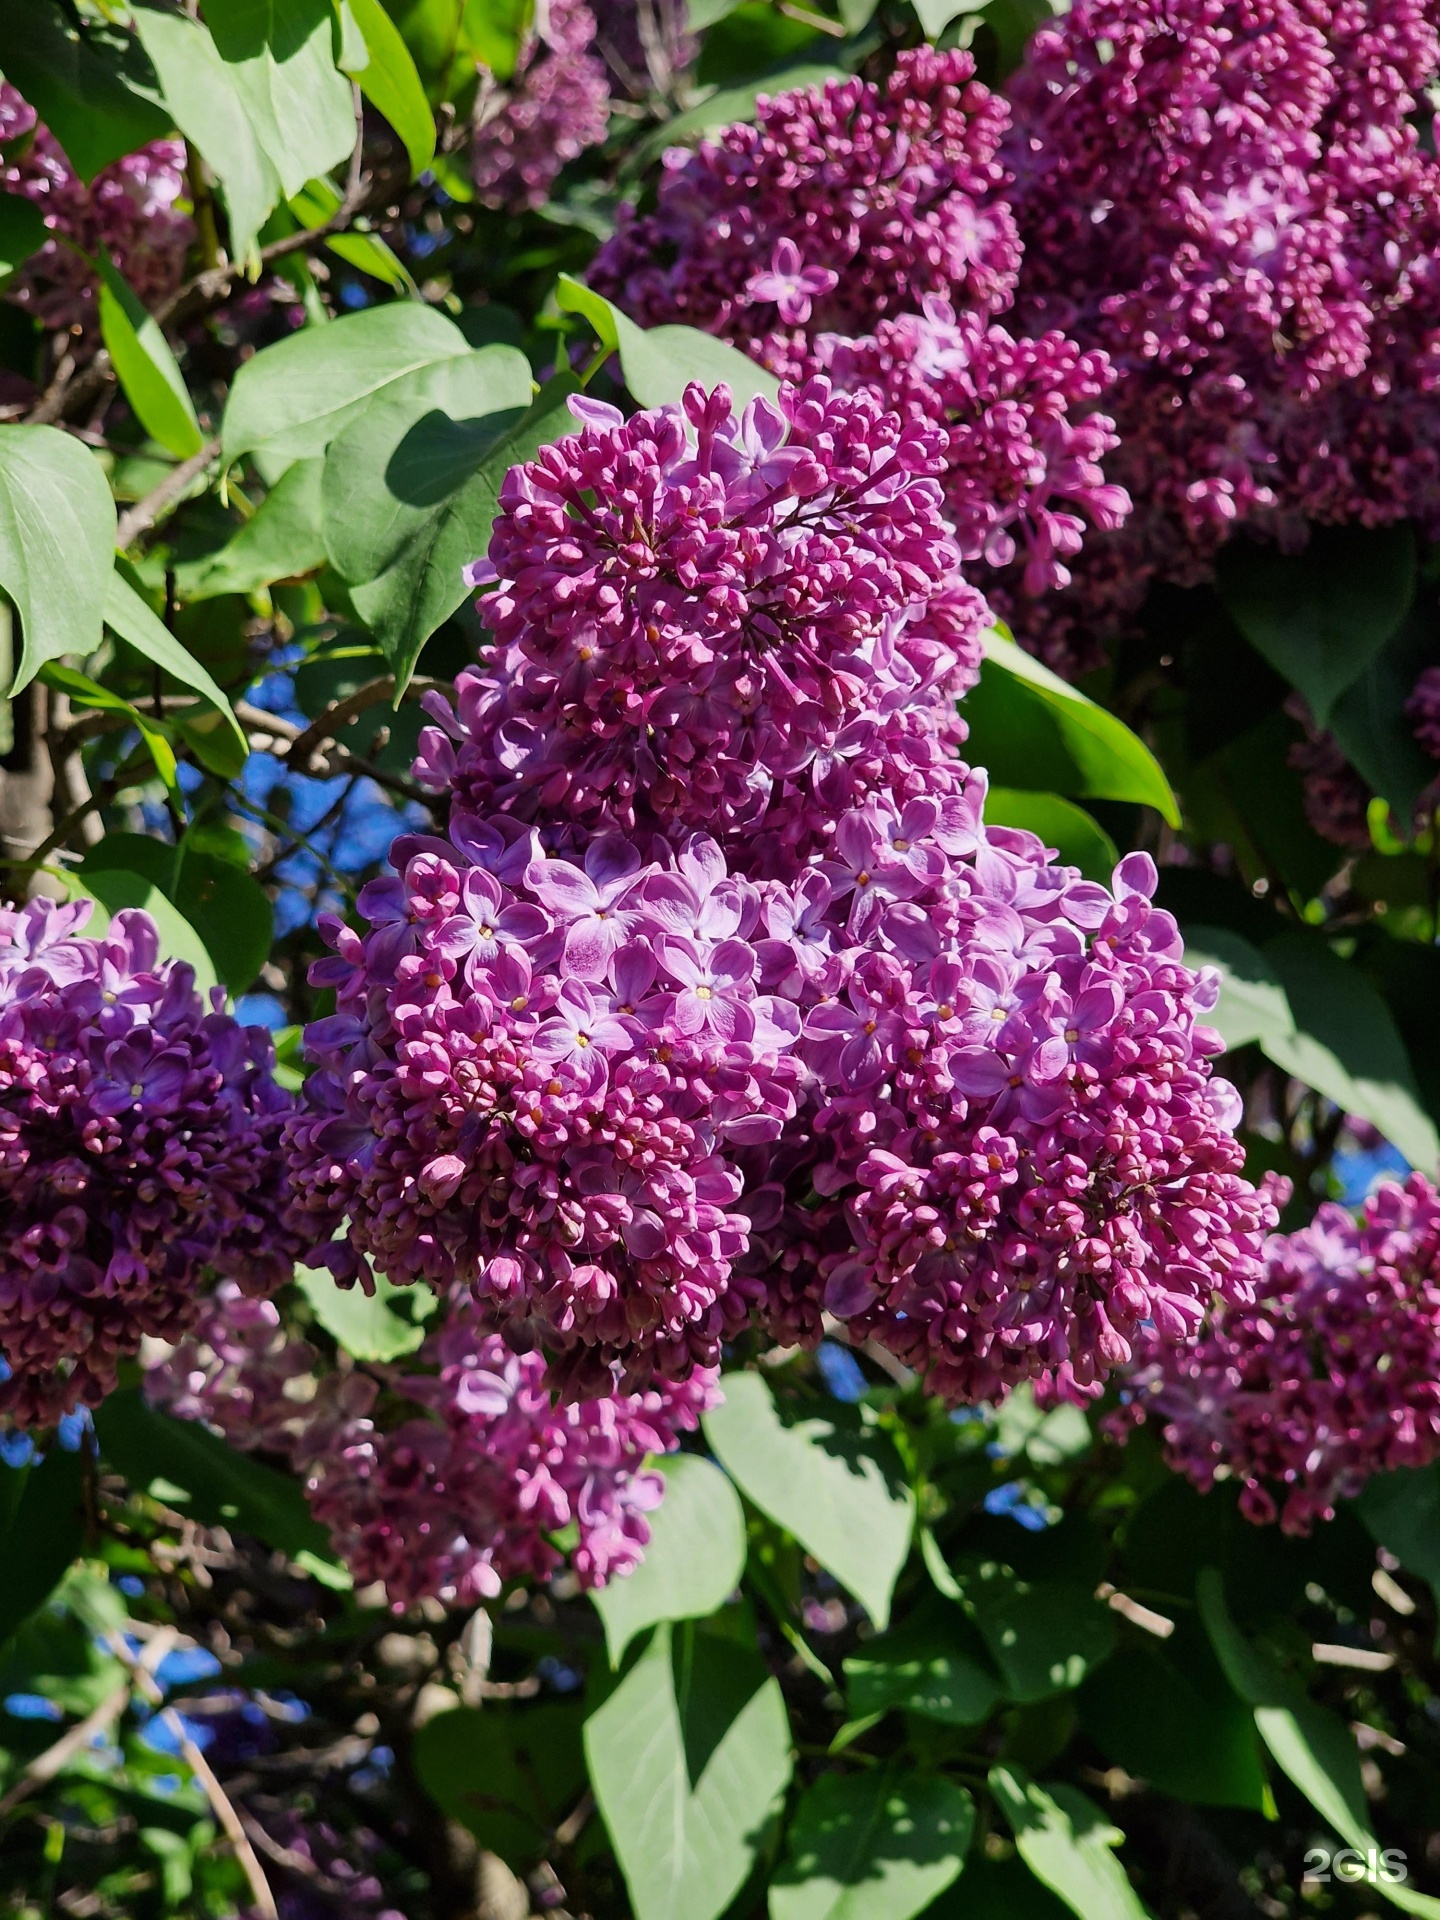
[160,1709,278,1919]
[115,437,222,550]
[284,675,446,773]
[0,1683,130,1816]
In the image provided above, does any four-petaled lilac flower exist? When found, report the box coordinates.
[525,836,648,977]
[746,240,839,325]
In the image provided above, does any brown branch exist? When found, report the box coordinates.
[115,437,223,551]
[160,1709,278,1920]
[284,675,446,774]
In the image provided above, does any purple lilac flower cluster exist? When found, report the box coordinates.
[591,50,1019,382]
[812,300,1132,602]
[238,1812,406,1920]
[284,817,806,1393]
[291,380,1277,1407]
[414,382,988,879]
[1007,0,1440,669]
[0,83,192,340]
[0,900,303,1426]
[1119,1176,1440,1533]
[470,0,611,212]
[149,1287,717,1606]
[586,54,1130,630]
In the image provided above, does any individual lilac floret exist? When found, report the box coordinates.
[0,84,192,340]
[1007,0,1440,670]
[812,299,1132,606]
[283,817,804,1394]
[470,0,610,212]
[148,1291,717,1607]
[1120,1176,1440,1532]
[415,378,989,878]
[743,824,1279,1404]
[0,899,305,1425]
[589,49,1020,380]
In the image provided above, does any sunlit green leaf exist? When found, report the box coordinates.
[769,1770,974,1920]
[592,1455,748,1666]
[0,425,115,694]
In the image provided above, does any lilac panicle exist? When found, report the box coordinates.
[589,49,1020,381]
[148,1287,717,1607]
[1008,0,1440,670]
[1121,1176,1440,1532]
[470,0,610,212]
[0,899,305,1425]
[0,84,191,340]
[413,378,989,879]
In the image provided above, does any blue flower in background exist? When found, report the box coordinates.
[984,1479,1054,1531]
[815,1342,867,1403]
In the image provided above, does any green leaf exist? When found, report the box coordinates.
[203,0,357,202]
[703,1373,914,1630]
[913,0,988,35]
[1198,1569,1440,1919]
[592,1455,747,1666]
[0,0,172,184]
[983,788,1118,884]
[342,0,436,175]
[1326,603,1438,825]
[1179,925,1297,1053]
[0,1447,85,1648]
[413,1702,587,1866]
[132,10,282,262]
[1217,523,1416,729]
[988,1768,1147,1920]
[296,1256,437,1362]
[843,1598,1003,1728]
[321,346,533,582]
[96,253,203,461]
[81,831,272,994]
[40,662,180,797]
[93,1389,348,1588]
[557,275,781,411]
[334,369,578,692]
[965,634,1181,826]
[176,458,328,601]
[104,570,249,775]
[1078,1637,1270,1810]
[688,0,745,24]
[628,62,845,172]
[992,1387,1091,1468]
[769,1770,974,1920]
[1356,1465,1440,1618]
[1262,930,1438,1171]
[953,1555,1115,1702]
[222,301,472,467]
[68,860,219,995]
[0,193,47,280]
[288,173,417,291]
[586,1619,793,1920]
[0,425,115,694]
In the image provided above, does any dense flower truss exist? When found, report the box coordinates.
[0,84,192,338]
[1007,0,1440,665]
[285,817,806,1392]
[0,901,304,1425]
[589,50,1020,382]
[746,829,1278,1403]
[470,0,611,212]
[1122,1177,1440,1532]
[812,300,1132,602]
[381,376,1275,1405]
[149,1289,717,1607]
[413,381,989,878]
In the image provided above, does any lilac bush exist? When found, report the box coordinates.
[0,900,303,1425]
